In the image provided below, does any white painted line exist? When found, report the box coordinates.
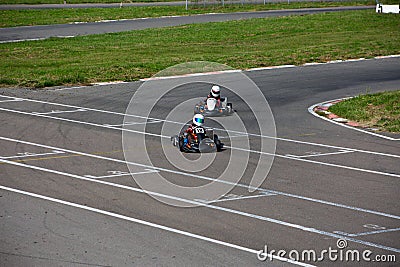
[84,169,159,179]
[40,54,400,89]
[37,56,393,89]
[0,185,313,267]
[53,86,88,91]
[139,69,242,82]
[375,55,400,59]
[0,150,65,159]
[104,119,162,127]
[218,133,249,140]
[246,65,296,71]
[1,94,399,159]
[0,36,75,44]
[0,107,164,139]
[1,103,400,215]
[92,81,129,86]
[286,150,354,158]
[1,157,399,254]
[334,228,400,237]
[1,106,399,179]
[308,100,400,141]
[202,193,277,204]
[246,56,399,72]
[0,38,47,43]
[0,135,399,221]
[0,103,400,178]
[0,98,24,103]
[303,62,325,66]
[32,108,87,115]
[227,145,400,178]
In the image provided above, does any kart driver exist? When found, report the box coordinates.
[183,114,206,148]
[207,85,221,101]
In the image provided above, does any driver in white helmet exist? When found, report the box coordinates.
[207,85,221,101]
[183,114,205,148]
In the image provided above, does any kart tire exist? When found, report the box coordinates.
[214,134,222,152]
[215,139,222,152]
[179,137,185,152]
[227,103,232,113]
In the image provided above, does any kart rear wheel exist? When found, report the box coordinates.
[227,103,233,113]
[215,139,222,152]
[214,134,223,152]
[179,137,185,152]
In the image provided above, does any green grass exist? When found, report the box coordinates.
[0,2,375,28]
[0,10,399,88]
[0,0,392,4]
[328,90,400,133]
[0,0,175,3]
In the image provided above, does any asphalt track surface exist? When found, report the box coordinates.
[1,56,399,266]
[1,6,400,266]
[0,6,373,43]
[0,2,374,10]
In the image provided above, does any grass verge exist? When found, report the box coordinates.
[2,0,394,5]
[328,90,400,133]
[0,9,399,88]
[0,2,375,28]
[0,0,175,3]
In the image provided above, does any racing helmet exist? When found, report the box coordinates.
[193,114,205,126]
[210,85,220,98]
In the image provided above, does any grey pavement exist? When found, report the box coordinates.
[0,6,373,43]
[1,57,399,266]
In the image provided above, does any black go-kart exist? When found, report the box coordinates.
[171,128,223,153]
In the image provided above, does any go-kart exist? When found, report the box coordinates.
[171,128,223,153]
[194,97,233,117]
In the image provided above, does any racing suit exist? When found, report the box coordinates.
[183,124,206,147]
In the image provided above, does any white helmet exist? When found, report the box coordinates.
[210,85,220,98]
[193,114,205,126]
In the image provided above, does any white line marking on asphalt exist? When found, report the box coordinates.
[1,157,399,254]
[308,100,400,141]
[246,65,296,71]
[286,150,354,158]
[334,228,400,237]
[0,98,24,103]
[227,145,400,178]
[140,69,242,81]
[197,193,277,204]
[1,106,399,179]
[218,133,249,140]
[91,81,129,86]
[54,86,88,91]
[0,36,75,44]
[103,119,162,127]
[84,169,159,179]
[0,150,65,159]
[26,55,400,90]
[32,108,87,115]
[1,94,399,159]
[0,185,313,267]
[0,134,399,220]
